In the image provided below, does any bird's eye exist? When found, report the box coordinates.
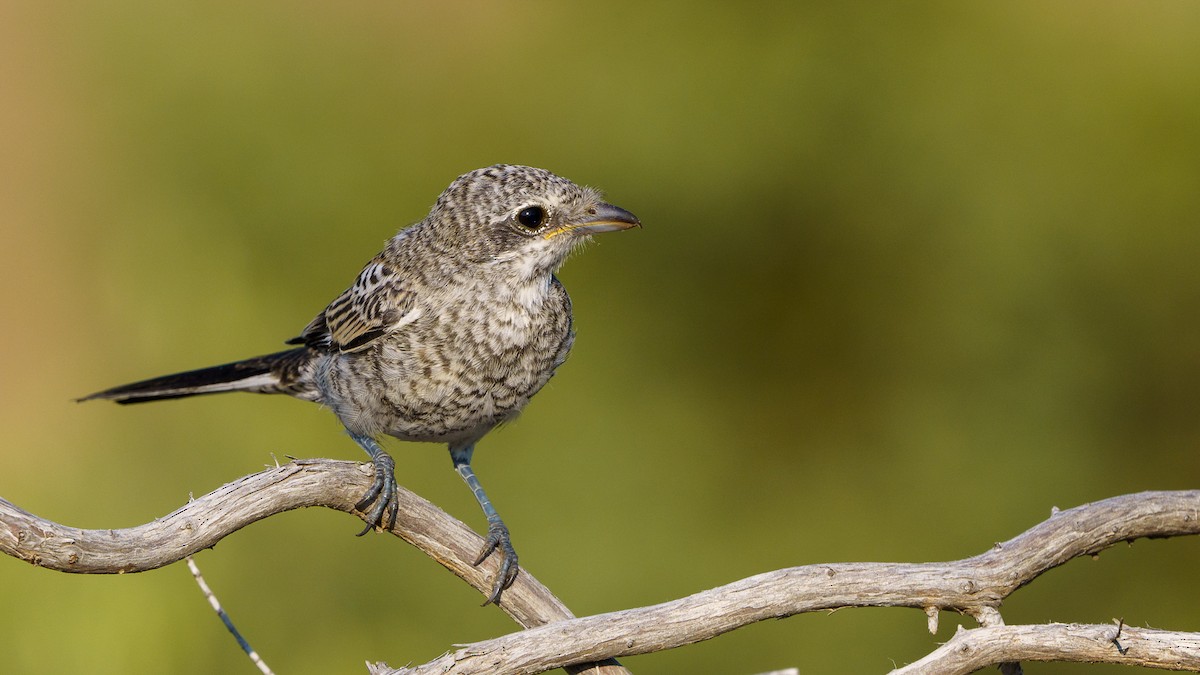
[516,206,546,229]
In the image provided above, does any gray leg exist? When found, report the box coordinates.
[348,431,399,535]
[451,443,518,605]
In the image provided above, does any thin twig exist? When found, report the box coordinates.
[187,555,274,675]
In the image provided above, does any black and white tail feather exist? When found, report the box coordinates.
[80,348,315,404]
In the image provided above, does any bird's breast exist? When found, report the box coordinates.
[320,276,573,442]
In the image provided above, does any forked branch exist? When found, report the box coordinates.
[2,461,1197,674]
[366,491,1200,675]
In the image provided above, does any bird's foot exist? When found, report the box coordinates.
[473,521,518,605]
[354,452,399,535]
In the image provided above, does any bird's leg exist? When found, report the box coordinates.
[348,432,400,535]
[450,444,518,605]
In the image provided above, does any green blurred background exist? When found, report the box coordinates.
[2,2,1198,673]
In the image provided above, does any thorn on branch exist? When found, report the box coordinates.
[1111,618,1130,655]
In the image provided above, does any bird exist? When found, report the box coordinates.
[81,164,640,604]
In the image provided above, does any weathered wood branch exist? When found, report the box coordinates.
[364,490,1200,675]
[3,464,1197,674]
[0,458,627,675]
[893,622,1200,674]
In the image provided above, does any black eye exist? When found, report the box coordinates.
[516,206,545,229]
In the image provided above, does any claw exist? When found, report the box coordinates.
[354,452,398,535]
[474,522,518,605]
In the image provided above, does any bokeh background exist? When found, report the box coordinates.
[2,2,1198,673]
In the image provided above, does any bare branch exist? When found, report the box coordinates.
[891,623,1200,674]
[367,490,1200,675]
[3,464,1197,675]
[0,458,628,675]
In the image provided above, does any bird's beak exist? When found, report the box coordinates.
[546,202,641,239]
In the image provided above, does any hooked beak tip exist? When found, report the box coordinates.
[566,202,641,235]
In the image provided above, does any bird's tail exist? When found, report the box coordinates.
[79,348,317,404]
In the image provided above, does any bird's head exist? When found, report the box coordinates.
[423,164,640,277]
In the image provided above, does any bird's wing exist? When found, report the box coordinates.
[288,258,417,353]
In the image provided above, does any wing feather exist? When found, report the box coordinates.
[291,259,416,352]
